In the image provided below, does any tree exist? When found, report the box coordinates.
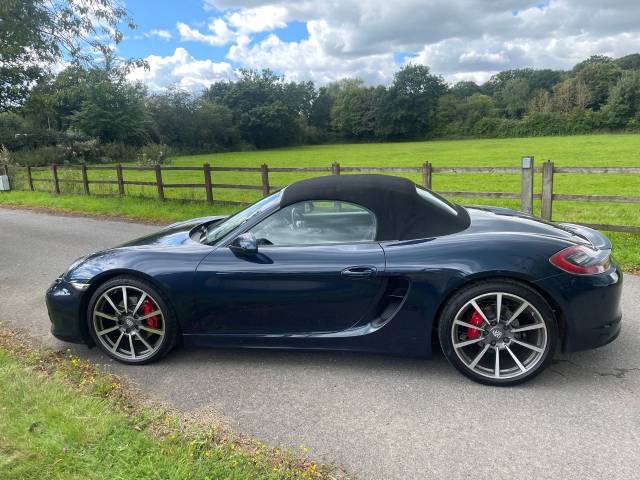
[604,71,640,128]
[240,101,299,148]
[497,78,531,118]
[435,93,495,134]
[462,94,495,125]
[483,68,563,97]
[308,86,335,133]
[550,79,574,114]
[377,64,447,138]
[572,54,613,73]
[330,79,379,138]
[0,0,138,111]
[193,101,239,150]
[72,66,148,145]
[526,69,565,92]
[574,62,622,110]
[204,69,312,147]
[21,66,93,131]
[614,54,640,71]
[435,95,460,127]
[147,88,198,147]
[528,89,552,114]
[450,81,481,99]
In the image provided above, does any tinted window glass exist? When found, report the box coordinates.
[204,191,282,245]
[415,186,459,216]
[249,200,377,246]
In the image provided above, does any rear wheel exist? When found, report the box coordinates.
[87,276,178,364]
[438,280,558,386]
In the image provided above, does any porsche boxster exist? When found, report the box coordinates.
[46,174,622,385]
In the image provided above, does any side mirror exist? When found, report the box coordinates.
[229,232,258,255]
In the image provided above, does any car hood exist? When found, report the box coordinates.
[464,206,610,249]
[119,215,228,248]
[62,215,228,282]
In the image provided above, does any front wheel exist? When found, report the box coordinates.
[438,280,558,386]
[87,276,178,364]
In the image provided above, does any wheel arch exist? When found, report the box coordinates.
[431,272,566,344]
[79,269,178,345]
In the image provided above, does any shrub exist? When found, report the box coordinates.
[137,144,172,166]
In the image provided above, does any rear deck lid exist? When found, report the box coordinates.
[464,206,610,250]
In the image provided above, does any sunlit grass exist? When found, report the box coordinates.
[0,343,330,480]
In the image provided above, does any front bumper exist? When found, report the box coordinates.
[535,266,623,353]
[46,278,90,344]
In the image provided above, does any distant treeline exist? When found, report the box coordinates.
[2,53,640,165]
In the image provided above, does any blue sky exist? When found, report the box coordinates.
[119,0,640,91]
[120,1,309,61]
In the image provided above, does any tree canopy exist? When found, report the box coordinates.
[0,0,137,111]
[2,3,640,167]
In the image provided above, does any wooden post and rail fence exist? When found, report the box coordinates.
[1,159,639,234]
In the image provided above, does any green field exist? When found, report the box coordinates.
[2,134,639,270]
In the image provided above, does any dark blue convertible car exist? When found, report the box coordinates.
[47,174,622,385]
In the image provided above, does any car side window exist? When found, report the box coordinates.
[248,200,377,246]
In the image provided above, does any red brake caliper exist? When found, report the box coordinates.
[142,299,161,329]
[467,311,484,339]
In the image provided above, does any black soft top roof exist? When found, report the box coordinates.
[280,174,470,241]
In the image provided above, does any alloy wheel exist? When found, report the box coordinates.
[450,292,548,380]
[92,285,165,361]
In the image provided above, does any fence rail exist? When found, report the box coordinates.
[2,158,639,234]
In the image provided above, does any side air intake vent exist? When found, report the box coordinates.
[371,278,410,328]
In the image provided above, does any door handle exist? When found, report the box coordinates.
[341,266,376,278]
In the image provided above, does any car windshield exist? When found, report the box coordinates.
[204,190,282,245]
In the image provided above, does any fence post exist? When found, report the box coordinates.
[332,162,341,175]
[422,162,432,189]
[26,166,34,191]
[116,164,125,195]
[154,164,165,201]
[541,160,554,221]
[203,163,213,204]
[51,164,60,194]
[81,164,90,195]
[520,156,534,215]
[260,163,270,196]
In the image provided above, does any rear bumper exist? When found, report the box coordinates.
[535,266,623,353]
[45,278,88,344]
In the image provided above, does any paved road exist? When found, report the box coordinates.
[1,207,639,480]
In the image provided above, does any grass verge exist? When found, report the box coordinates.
[0,190,235,224]
[0,328,341,480]
[1,190,638,272]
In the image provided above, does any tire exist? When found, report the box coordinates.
[438,279,558,386]
[87,276,179,364]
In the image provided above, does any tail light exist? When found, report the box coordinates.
[549,245,611,275]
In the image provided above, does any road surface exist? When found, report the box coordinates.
[1,207,639,480]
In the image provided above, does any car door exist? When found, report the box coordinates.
[192,200,386,335]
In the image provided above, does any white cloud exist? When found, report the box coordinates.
[128,47,235,91]
[215,1,640,82]
[227,22,397,85]
[226,5,288,33]
[177,20,235,46]
[142,0,640,87]
[177,4,288,48]
[144,29,172,41]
